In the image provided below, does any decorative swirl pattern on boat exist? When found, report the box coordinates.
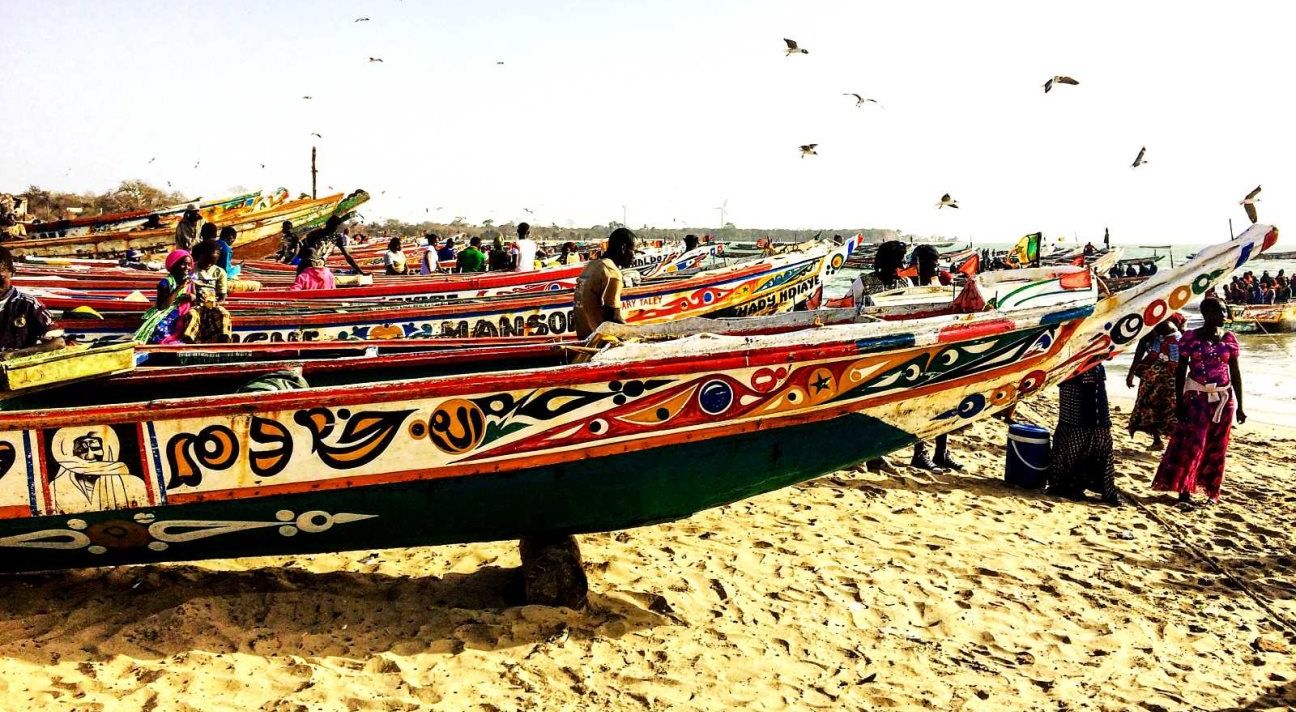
[165,425,239,490]
[249,417,294,478]
[0,442,13,481]
[294,408,414,470]
[428,399,486,454]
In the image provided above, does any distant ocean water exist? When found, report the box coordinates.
[825,241,1296,427]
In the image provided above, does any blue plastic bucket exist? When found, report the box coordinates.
[1006,423,1050,489]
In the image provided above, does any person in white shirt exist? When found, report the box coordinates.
[515,222,537,272]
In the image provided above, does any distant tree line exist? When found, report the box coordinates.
[18,180,191,222]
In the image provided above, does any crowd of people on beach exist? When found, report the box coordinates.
[1222,270,1291,305]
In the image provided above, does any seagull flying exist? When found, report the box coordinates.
[937,193,959,209]
[843,93,881,108]
[1131,146,1147,168]
[302,95,313,100]
[148,157,156,164]
[355,17,370,22]
[260,163,266,169]
[496,61,505,65]
[369,57,383,63]
[523,207,534,214]
[311,132,322,138]
[193,161,200,169]
[1241,185,1262,224]
[1043,76,1079,93]
[783,38,808,56]
[799,143,818,158]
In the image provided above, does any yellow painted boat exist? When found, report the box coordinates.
[1227,303,1296,332]
[0,342,136,393]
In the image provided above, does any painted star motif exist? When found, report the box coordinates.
[810,374,832,394]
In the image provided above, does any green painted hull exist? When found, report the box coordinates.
[0,414,909,573]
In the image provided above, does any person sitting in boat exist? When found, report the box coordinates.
[275,221,298,264]
[1124,263,1138,277]
[1108,265,1123,279]
[515,222,537,273]
[434,233,454,261]
[487,235,512,271]
[1258,283,1276,305]
[456,236,488,273]
[0,246,65,359]
[291,216,367,290]
[174,207,203,251]
[138,214,163,231]
[912,245,953,286]
[1083,242,1096,256]
[684,234,700,253]
[574,227,636,339]
[118,248,148,270]
[384,237,407,275]
[182,240,233,343]
[1277,277,1293,304]
[849,240,907,308]
[558,241,579,266]
[216,226,240,278]
[134,249,193,344]
[1146,262,1157,275]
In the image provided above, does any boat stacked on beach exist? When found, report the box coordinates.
[4,189,369,260]
[22,235,856,344]
[0,223,1276,573]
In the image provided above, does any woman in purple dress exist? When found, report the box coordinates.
[1151,299,1246,504]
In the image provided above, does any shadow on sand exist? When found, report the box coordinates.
[0,559,670,665]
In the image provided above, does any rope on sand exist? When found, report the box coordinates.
[1123,492,1296,639]
[1010,399,1296,638]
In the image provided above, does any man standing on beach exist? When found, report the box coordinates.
[515,222,537,272]
[574,227,635,339]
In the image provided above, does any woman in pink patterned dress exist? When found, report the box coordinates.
[1151,298,1246,504]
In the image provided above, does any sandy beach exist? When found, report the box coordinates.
[0,388,1291,711]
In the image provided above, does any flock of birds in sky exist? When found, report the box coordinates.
[107,27,1263,231]
[783,37,1264,227]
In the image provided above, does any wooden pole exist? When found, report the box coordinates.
[311,146,318,199]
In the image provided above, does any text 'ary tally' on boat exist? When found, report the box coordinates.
[0,225,1276,600]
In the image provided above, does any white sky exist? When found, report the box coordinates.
[1,0,1291,245]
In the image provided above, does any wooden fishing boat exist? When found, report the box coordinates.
[22,263,591,306]
[1226,302,1296,332]
[0,227,1270,573]
[4,190,368,260]
[53,238,855,343]
[21,191,267,240]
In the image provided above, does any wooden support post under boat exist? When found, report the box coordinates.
[518,535,589,609]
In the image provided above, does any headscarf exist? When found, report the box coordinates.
[165,250,190,272]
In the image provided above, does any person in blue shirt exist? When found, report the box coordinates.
[217,226,240,278]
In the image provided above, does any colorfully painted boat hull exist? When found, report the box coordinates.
[0,225,1274,573]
